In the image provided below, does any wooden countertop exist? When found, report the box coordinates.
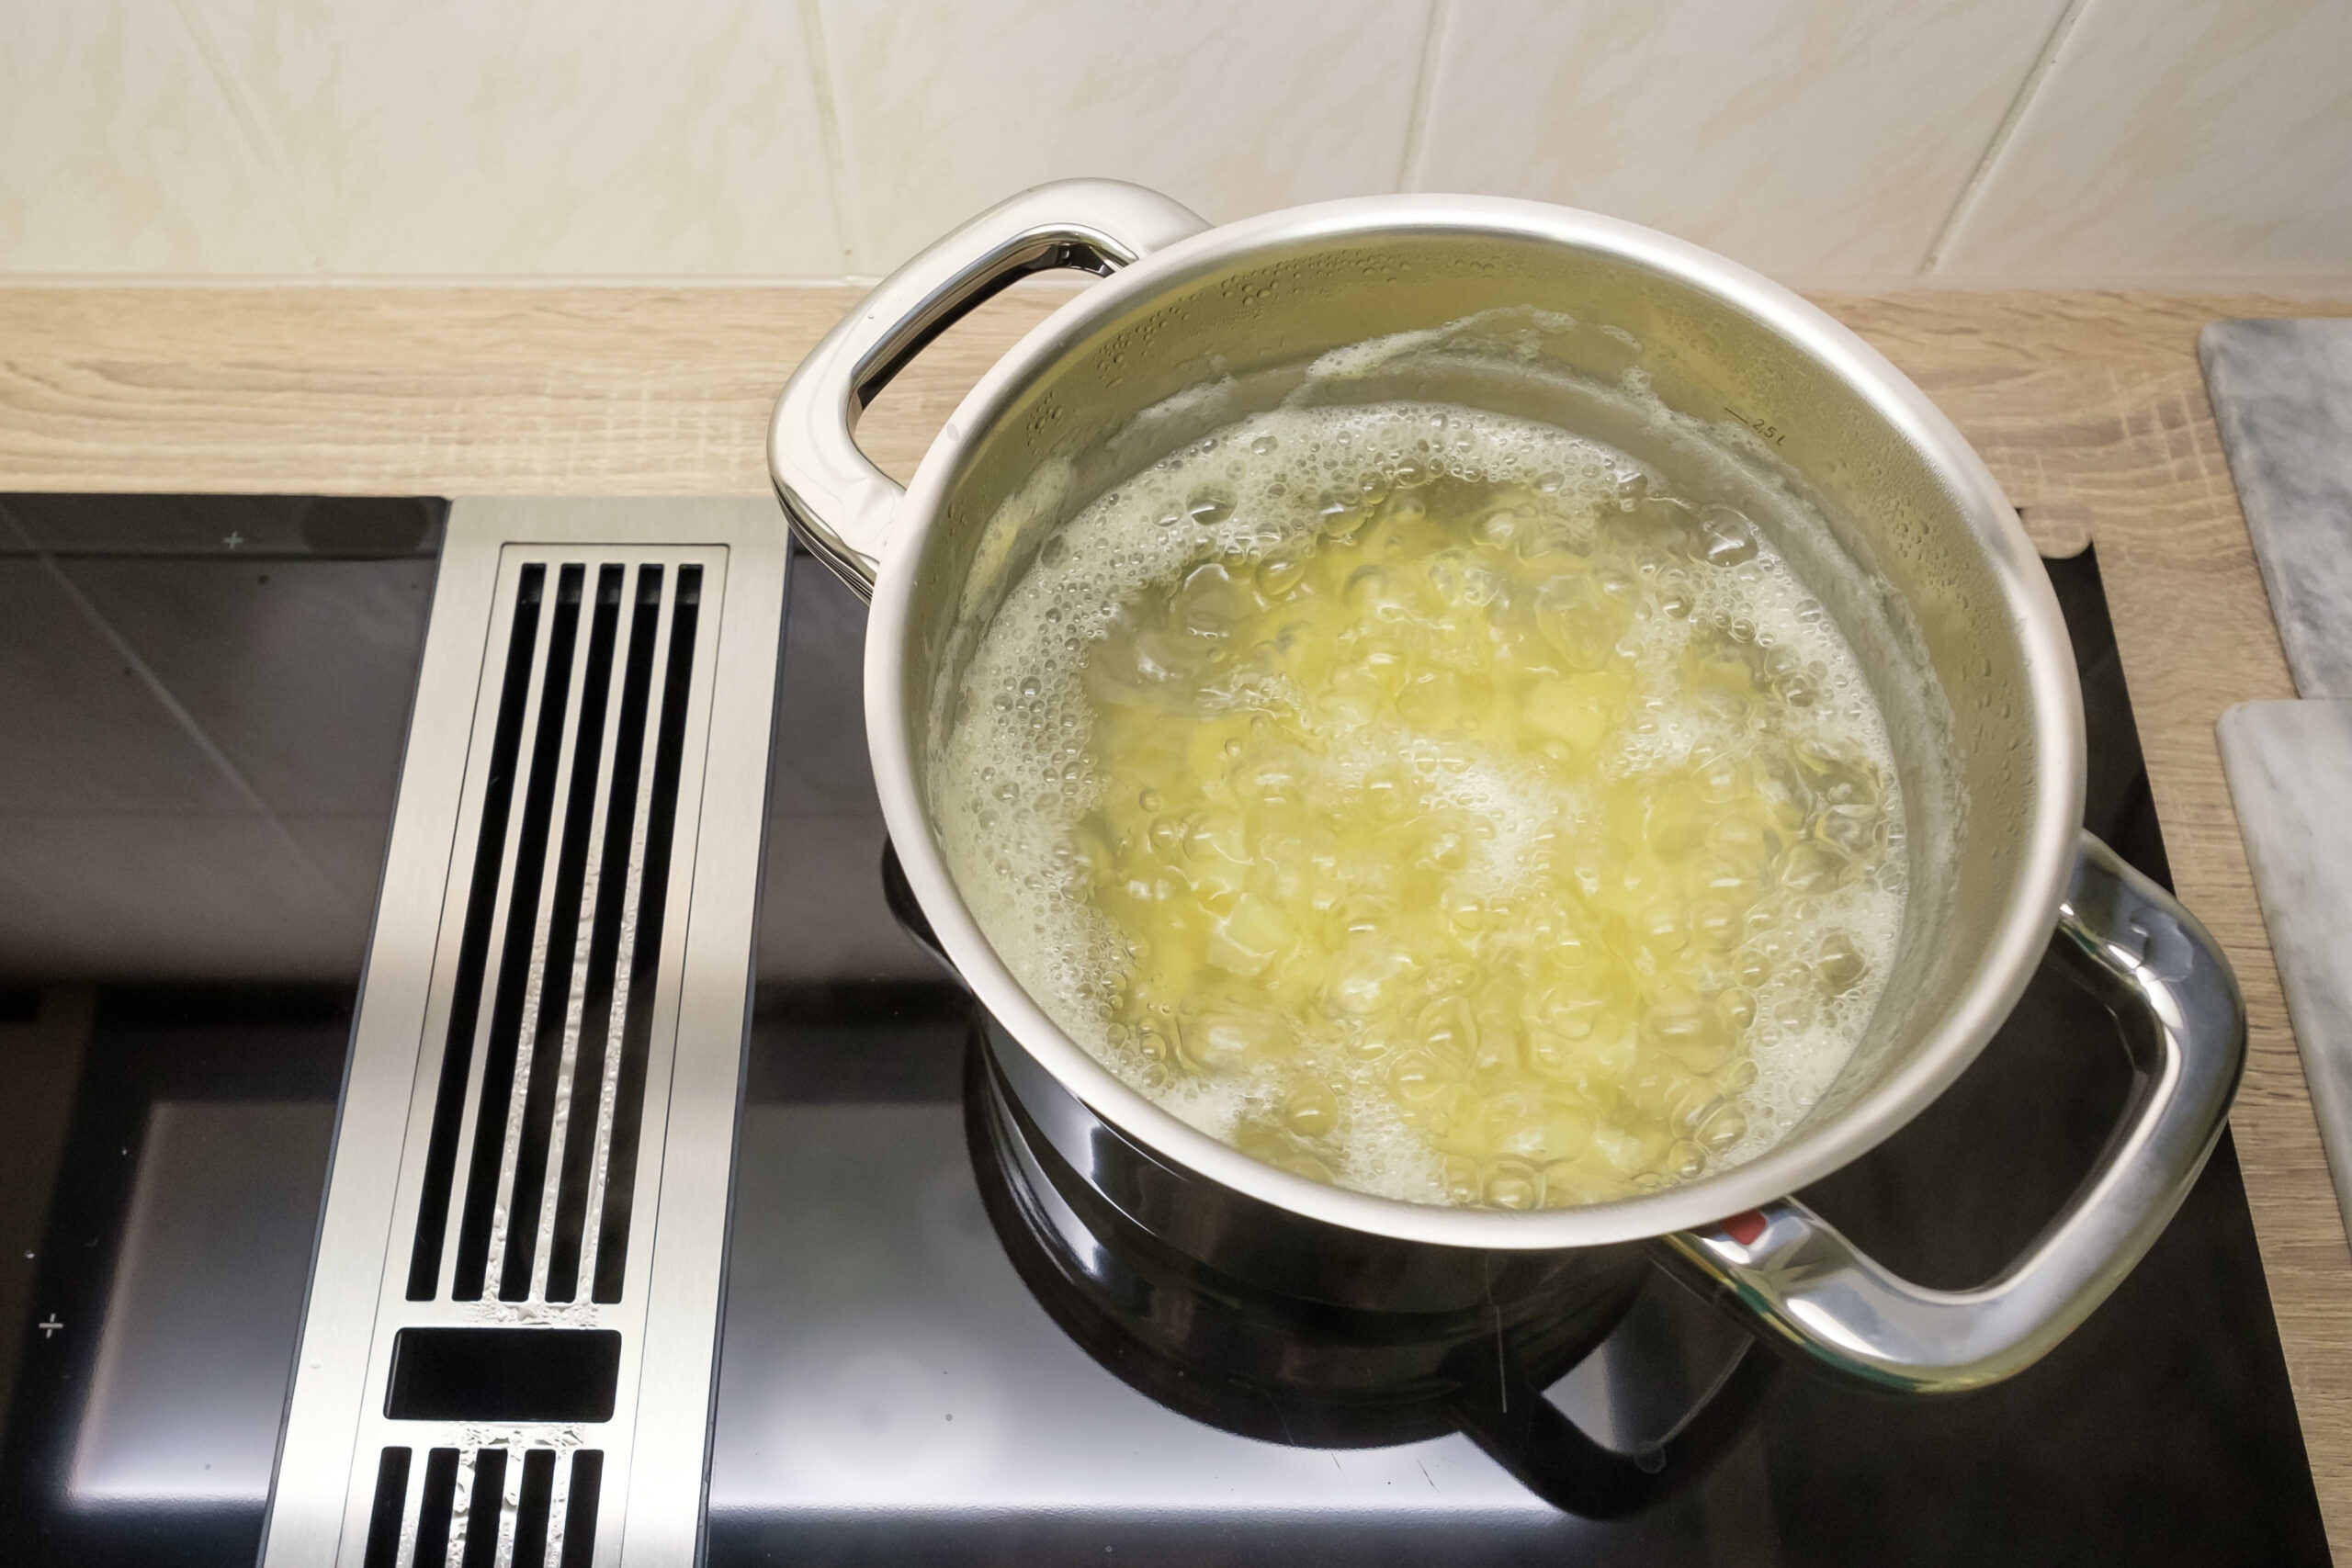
[5,281,2349,1543]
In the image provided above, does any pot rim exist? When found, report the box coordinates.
[864,193,2086,1250]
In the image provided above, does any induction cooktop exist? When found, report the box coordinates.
[0,493,2328,1566]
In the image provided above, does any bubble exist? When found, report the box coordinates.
[1283,1082,1339,1137]
[1188,490,1235,527]
[1485,1159,1544,1210]
[1816,931,1870,994]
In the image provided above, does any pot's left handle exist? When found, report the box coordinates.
[1662,832,2245,1393]
[770,179,1209,599]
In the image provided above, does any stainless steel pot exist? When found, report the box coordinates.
[770,180,2245,1394]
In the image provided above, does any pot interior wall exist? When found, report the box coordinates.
[895,222,2061,1161]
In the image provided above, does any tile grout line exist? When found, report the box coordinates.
[166,0,335,275]
[1921,0,2099,275]
[796,0,865,277]
[1397,0,1456,192]
[28,540,369,920]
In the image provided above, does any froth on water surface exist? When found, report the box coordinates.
[935,401,1905,1211]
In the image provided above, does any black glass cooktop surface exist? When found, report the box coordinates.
[0,494,2329,1566]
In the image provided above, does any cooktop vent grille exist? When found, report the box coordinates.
[263,501,789,1568]
[405,558,701,1310]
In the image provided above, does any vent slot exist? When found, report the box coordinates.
[514,1450,558,1568]
[404,558,706,1308]
[561,1450,604,1568]
[407,568,545,1301]
[414,1448,461,1568]
[361,1445,601,1568]
[385,1328,622,1423]
[462,1448,508,1568]
[362,1449,412,1568]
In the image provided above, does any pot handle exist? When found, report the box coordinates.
[1662,830,2245,1393]
[769,179,1210,598]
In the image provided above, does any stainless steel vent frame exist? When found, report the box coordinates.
[263,498,792,1568]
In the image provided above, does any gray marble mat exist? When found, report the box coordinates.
[2200,319,2352,699]
[2219,699,2352,1240]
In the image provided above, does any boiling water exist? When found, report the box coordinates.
[936,402,1905,1209]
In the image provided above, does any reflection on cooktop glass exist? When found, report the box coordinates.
[0,493,2329,1567]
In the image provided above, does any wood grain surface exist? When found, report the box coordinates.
[5,281,2349,1549]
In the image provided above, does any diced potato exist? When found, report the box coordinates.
[1208,895,1293,977]
[1521,671,1630,753]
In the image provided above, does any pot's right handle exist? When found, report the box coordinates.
[1663,831,2245,1393]
[769,179,1209,598]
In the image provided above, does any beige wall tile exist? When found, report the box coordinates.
[816,0,1434,274]
[189,0,846,275]
[0,0,316,272]
[1412,0,2071,279]
[9,0,2344,284]
[1938,0,2352,279]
